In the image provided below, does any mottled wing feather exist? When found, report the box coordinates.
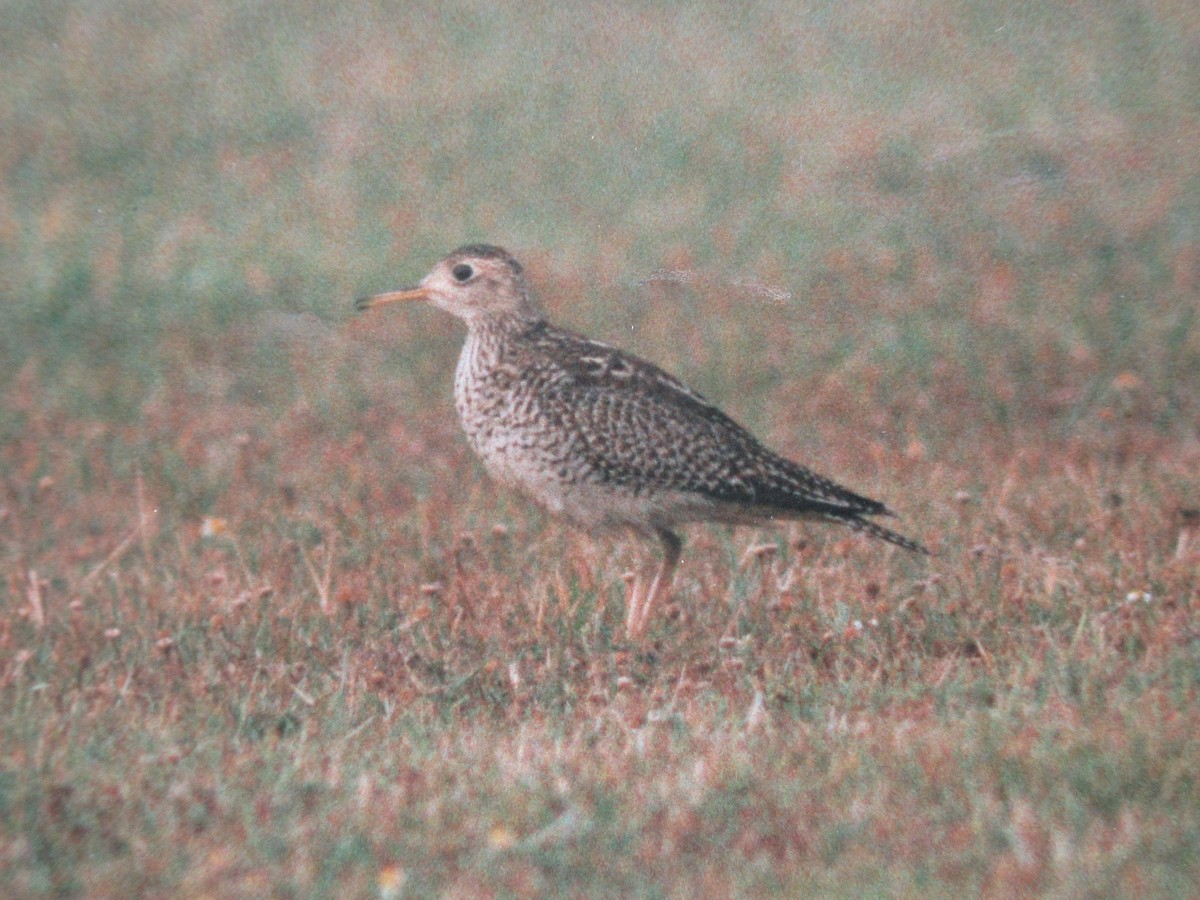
[524,322,891,519]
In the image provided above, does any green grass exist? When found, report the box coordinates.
[3,0,1199,895]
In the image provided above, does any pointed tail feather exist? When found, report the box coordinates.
[828,513,931,555]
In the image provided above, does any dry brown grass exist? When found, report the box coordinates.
[4,320,1198,894]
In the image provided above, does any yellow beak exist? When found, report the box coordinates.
[354,286,430,311]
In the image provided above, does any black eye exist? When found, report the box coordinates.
[452,263,474,283]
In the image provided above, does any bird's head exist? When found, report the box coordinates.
[356,244,539,327]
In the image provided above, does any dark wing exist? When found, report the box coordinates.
[524,322,894,519]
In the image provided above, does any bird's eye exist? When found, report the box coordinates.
[452,263,474,283]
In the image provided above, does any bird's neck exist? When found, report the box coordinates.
[464,309,546,343]
[456,313,542,390]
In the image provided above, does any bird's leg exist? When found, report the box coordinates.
[626,529,682,640]
[622,570,642,636]
[624,571,658,640]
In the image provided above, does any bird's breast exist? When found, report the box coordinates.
[453,335,574,489]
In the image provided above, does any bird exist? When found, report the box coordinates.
[356,244,927,639]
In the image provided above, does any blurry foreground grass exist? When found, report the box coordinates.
[4,402,1199,895]
[3,0,1199,895]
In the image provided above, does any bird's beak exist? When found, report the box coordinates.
[354,286,430,311]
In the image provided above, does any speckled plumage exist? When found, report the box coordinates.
[357,244,927,638]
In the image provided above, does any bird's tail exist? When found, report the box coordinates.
[829,513,931,555]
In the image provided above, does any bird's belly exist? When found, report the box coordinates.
[532,479,714,532]
[469,433,587,514]
[471,434,715,533]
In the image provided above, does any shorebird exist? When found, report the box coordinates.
[357,245,927,639]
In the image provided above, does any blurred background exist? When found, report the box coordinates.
[1,0,1197,527]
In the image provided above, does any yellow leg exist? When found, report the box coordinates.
[626,529,682,640]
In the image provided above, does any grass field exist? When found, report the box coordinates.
[3,1,1199,895]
